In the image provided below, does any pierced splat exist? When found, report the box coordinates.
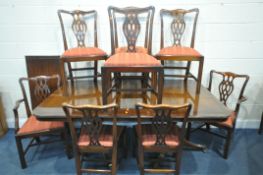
[152,109,173,145]
[160,8,199,49]
[72,12,87,47]
[19,75,60,117]
[171,13,186,46]
[108,6,155,54]
[123,13,141,52]
[136,103,192,149]
[208,70,249,113]
[80,109,102,146]
[34,77,51,101]
[218,74,235,105]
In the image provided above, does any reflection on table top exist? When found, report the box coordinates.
[33,79,232,121]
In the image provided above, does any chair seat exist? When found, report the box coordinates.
[210,111,236,128]
[115,46,148,54]
[104,53,161,67]
[157,46,201,57]
[78,125,122,147]
[62,47,107,58]
[136,125,180,148]
[17,116,64,135]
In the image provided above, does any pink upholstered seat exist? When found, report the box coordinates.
[213,111,236,128]
[157,46,201,57]
[62,47,107,58]
[115,46,148,54]
[104,53,161,67]
[17,116,64,135]
[137,125,180,147]
[78,125,114,147]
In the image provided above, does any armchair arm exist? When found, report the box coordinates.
[13,99,25,133]
[237,96,247,105]
[234,96,248,114]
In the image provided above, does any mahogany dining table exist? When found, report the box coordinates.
[33,79,231,122]
[32,79,232,152]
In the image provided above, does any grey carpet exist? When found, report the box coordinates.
[0,129,262,175]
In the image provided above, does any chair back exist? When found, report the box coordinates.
[208,70,249,116]
[108,6,155,54]
[58,10,98,50]
[19,74,60,117]
[62,103,118,149]
[135,103,191,147]
[160,8,199,49]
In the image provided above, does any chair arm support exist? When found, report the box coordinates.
[237,96,247,105]
[13,99,25,133]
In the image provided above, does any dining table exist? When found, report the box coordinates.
[33,79,231,122]
[33,78,232,153]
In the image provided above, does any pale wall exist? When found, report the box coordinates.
[0,0,262,128]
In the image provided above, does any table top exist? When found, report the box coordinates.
[33,79,232,121]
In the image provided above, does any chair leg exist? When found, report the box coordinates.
[142,73,148,95]
[15,136,27,169]
[185,61,191,82]
[196,57,204,94]
[157,69,164,104]
[138,144,144,175]
[67,62,74,86]
[175,151,182,175]
[223,129,233,159]
[75,152,82,175]
[258,112,263,134]
[60,59,68,95]
[94,60,98,82]
[61,129,72,159]
[151,72,157,93]
[111,144,117,175]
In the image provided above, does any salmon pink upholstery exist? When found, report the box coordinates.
[215,111,236,128]
[104,53,161,67]
[115,46,148,54]
[137,125,180,147]
[78,125,113,147]
[17,116,64,135]
[62,47,106,58]
[157,46,201,57]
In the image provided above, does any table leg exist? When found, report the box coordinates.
[183,139,207,152]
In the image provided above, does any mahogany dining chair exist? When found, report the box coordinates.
[13,75,66,168]
[187,70,249,159]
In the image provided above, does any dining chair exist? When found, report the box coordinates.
[187,70,249,159]
[135,102,192,175]
[108,6,154,55]
[258,111,263,134]
[155,8,204,94]
[58,9,108,89]
[104,6,163,104]
[62,103,123,175]
[13,75,66,169]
